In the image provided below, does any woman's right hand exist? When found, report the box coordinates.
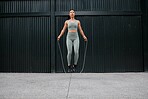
[57,36,61,41]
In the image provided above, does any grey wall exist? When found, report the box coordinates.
[0,0,145,73]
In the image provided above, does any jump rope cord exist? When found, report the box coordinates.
[57,40,67,73]
[57,40,88,73]
[80,41,88,73]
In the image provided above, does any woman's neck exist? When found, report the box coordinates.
[70,18,75,20]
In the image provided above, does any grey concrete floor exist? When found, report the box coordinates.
[0,73,148,99]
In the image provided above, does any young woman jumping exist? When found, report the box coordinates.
[57,9,87,73]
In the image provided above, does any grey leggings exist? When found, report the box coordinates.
[66,32,79,66]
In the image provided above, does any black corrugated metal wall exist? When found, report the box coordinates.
[0,0,146,73]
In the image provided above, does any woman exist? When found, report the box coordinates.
[57,9,87,72]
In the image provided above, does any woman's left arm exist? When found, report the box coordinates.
[78,20,88,41]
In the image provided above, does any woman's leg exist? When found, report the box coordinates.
[73,37,80,65]
[66,38,73,66]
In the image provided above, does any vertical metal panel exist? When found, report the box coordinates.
[55,0,143,73]
[141,0,148,71]
[55,0,141,11]
[145,0,148,71]
[56,16,143,73]
[0,0,50,13]
[50,0,56,72]
[0,17,51,72]
[0,18,11,72]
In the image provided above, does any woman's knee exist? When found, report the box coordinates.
[74,51,79,55]
[68,51,72,55]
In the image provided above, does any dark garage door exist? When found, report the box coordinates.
[0,0,144,73]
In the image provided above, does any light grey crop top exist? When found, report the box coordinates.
[67,20,78,31]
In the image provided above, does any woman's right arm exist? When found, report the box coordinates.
[57,20,68,40]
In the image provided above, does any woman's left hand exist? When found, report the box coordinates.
[83,36,88,41]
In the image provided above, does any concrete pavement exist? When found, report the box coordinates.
[0,73,148,99]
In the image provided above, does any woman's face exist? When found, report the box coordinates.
[69,10,75,18]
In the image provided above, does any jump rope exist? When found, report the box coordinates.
[57,40,88,73]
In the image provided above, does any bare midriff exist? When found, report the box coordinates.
[68,30,77,33]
